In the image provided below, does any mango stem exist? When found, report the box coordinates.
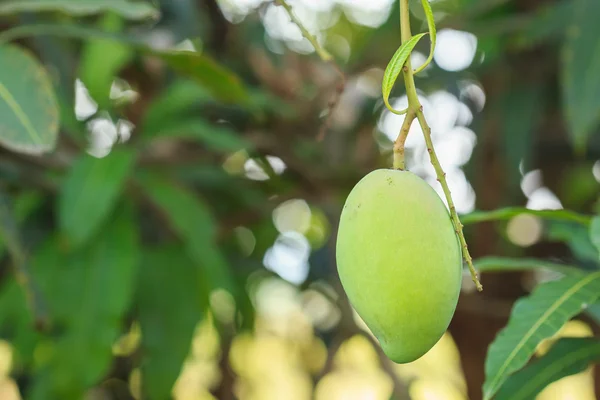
[397,0,483,291]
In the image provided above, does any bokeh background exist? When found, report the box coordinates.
[1,0,600,399]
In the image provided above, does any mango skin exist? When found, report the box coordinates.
[336,169,462,364]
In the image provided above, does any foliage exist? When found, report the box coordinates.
[0,0,599,399]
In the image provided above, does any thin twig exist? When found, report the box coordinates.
[274,0,332,61]
[397,0,482,291]
[316,64,346,142]
[274,0,346,142]
[393,109,415,170]
[415,110,483,291]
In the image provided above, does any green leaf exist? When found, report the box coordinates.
[79,14,133,109]
[141,80,214,134]
[590,216,600,257]
[0,24,249,105]
[514,0,573,48]
[0,279,39,362]
[413,0,436,74]
[157,51,248,104]
[137,245,205,399]
[561,0,600,152]
[0,190,48,329]
[499,85,543,190]
[496,338,600,400]
[461,207,591,226]
[547,221,599,264]
[381,33,428,113]
[144,119,251,153]
[30,204,139,399]
[585,302,600,325]
[0,0,159,20]
[58,149,136,249]
[483,271,600,400]
[474,256,582,276]
[136,173,235,292]
[0,44,59,154]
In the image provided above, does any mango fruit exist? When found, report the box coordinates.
[336,169,462,363]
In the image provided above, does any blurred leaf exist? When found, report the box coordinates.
[0,24,249,104]
[457,0,512,16]
[590,217,600,257]
[0,190,44,258]
[0,190,48,329]
[514,0,572,48]
[483,271,600,400]
[0,280,39,363]
[137,173,235,292]
[561,0,600,152]
[560,165,600,209]
[0,44,59,155]
[474,256,582,275]
[13,190,45,222]
[499,85,543,189]
[141,80,214,134]
[382,33,428,113]
[585,302,600,325]
[157,51,248,104]
[547,221,599,264]
[137,245,205,400]
[79,13,133,109]
[58,149,136,249]
[30,204,139,399]
[0,0,159,20]
[144,119,251,153]
[496,338,600,400]
[462,207,591,226]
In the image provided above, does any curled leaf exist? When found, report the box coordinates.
[381,33,428,114]
[414,0,437,74]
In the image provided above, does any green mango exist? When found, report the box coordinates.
[336,168,462,363]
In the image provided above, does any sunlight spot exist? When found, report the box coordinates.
[218,0,266,23]
[507,214,543,247]
[86,115,118,158]
[223,150,249,175]
[459,80,486,111]
[428,91,459,133]
[456,102,473,126]
[273,199,312,234]
[263,232,311,285]
[74,78,98,121]
[328,34,351,63]
[411,51,430,73]
[431,168,476,214]
[116,119,134,142]
[244,155,287,181]
[435,126,477,167]
[520,169,543,198]
[110,78,139,104]
[593,161,600,183]
[301,289,340,331]
[357,68,384,98]
[234,226,256,256]
[378,94,432,147]
[339,0,394,27]
[0,340,13,377]
[210,289,237,325]
[144,28,176,51]
[254,276,300,317]
[527,187,563,210]
[434,29,477,72]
